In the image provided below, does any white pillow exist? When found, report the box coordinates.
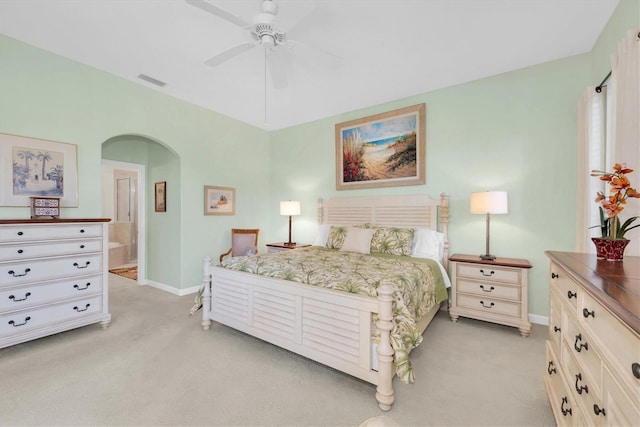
[411,228,445,260]
[314,224,331,246]
[340,227,376,254]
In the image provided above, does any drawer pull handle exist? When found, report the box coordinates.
[17,231,24,236]
[8,316,31,327]
[73,261,91,269]
[593,405,606,417]
[479,300,494,309]
[567,291,577,299]
[547,361,557,375]
[561,397,572,416]
[479,269,494,277]
[582,308,595,318]
[80,229,85,233]
[8,268,31,277]
[9,292,31,302]
[479,285,494,292]
[73,283,91,291]
[574,373,589,394]
[574,334,588,352]
[632,362,640,379]
[553,326,561,333]
[17,249,24,254]
[80,244,85,249]
[73,304,91,312]
[551,272,559,279]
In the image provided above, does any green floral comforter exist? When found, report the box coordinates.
[220,246,449,384]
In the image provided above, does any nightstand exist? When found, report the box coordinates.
[449,254,532,337]
[266,242,312,253]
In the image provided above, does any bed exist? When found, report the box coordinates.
[200,193,450,410]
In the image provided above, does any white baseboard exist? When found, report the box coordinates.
[529,313,548,326]
[143,280,200,297]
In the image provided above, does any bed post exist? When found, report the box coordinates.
[375,284,395,411]
[201,256,213,331]
[439,193,450,270]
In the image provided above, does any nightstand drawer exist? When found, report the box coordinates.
[456,263,521,284]
[456,278,520,301]
[456,294,521,318]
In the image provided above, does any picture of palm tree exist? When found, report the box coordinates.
[12,145,64,197]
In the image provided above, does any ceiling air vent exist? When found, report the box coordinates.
[137,74,166,87]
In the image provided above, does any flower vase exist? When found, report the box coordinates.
[591,237,630,261]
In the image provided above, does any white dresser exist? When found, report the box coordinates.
[0,219,111,349]
[544,251,639,426]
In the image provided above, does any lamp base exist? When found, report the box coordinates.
[480,254,496,261]
[284,242,297,247]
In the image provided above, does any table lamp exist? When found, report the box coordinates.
[470,191,508,260]
[280,201,301,246]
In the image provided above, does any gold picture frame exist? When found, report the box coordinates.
[335,103,426,190]
[204,185,235,215]
[155,181,166,212]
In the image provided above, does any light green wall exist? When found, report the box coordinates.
[269,55,590,318]
[0,34,271,290]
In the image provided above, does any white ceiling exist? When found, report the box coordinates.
[0,0,619,130]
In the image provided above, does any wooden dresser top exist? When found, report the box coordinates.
[545,251,640,335]
[0,218,110,224]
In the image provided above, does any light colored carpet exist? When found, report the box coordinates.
[0,274,555,426]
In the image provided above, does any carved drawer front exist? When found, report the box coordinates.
[0,295,102,337]
[456,278,520,301]
[0,224,102,243]
[550,263,579,312]
[579,291,640,396]
[549,289,563,356]
[456,264,521,284]
[456,294,520,318]
[562,342,603,426]
[0,254,103,287]
[545,342,577,426]
[0,275,102,311]
[564,314,602,396]
[0,239,103,262]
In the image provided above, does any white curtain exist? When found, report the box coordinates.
[609,29,640,256]
[575,88,604,253]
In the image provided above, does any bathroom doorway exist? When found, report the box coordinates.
[101,160,146,284]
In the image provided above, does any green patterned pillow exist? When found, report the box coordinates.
[326,226,349,249]
[366,225,415,256]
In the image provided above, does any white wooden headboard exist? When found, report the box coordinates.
[317,193,450,264]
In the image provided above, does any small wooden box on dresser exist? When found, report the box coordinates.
[544,251,639,426]
[0,219,111,349]
[449,254,533,337]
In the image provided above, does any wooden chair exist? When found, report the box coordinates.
[219,228,260,263]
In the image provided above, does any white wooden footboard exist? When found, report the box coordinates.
[201,257,396,410]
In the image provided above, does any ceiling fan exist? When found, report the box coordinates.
[186,0,334,89]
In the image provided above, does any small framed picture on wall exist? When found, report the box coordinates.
[155,181,166,212]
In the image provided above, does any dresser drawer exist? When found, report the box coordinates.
[456,278,520,301]
[580,291,640,395]
[549,289,563,356]
[456,294,520,318]
[545,342,578,426]
[0,275,102,311]
[564,314,602,396]
[456,263,521,284]
[0,239,103,262]
[562,341,603,425]
[0,254,103,286]
[0,223,102,242]
[603,365,640,426]
[550,263,580,312]
[0,295,102,337]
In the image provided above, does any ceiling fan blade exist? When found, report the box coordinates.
[185,0,250,29]
[204,42,259,67]
[267,49,291,89]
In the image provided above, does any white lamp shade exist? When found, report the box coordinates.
[470,191,508,214]
[280,201,301,216]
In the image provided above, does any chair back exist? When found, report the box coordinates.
[230,228,259,257]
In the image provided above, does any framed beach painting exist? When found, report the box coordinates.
[0,133,79,207]
[204,185,235,215]
[335,103,426,190]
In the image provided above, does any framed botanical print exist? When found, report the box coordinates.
[155,181,166,212]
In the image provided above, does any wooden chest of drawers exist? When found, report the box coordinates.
[449,254,532,336]
[544,251,639,426]
[0,219,111,348]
